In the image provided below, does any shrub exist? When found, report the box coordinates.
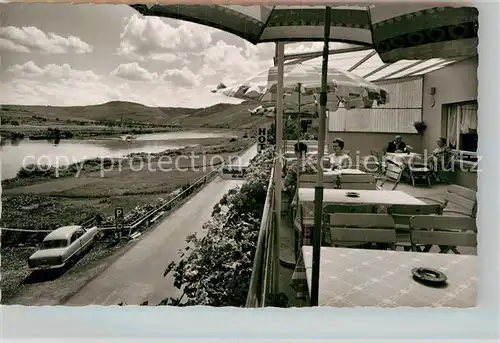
[160,148,275,306]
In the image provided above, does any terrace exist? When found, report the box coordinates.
[246,147,477,308]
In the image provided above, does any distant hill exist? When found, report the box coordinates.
[0,100,273,129]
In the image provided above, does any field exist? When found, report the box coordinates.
[0,136,254,302]
[0,100,273,130]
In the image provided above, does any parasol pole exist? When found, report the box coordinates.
[295,83,302,257]
[310,6,331,307]
[273,42,285,294]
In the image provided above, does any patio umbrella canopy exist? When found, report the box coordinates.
[130,4,478,62]
[214,64,389,113]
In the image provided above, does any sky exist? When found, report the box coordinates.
[0,4,351,108]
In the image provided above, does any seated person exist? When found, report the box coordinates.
[283,142,317,200]
[294,141,308,159]
[428,137,454,181]
[386,135,410,153]
[329,138,350,170]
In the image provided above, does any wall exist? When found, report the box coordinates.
[326,131,422,158]
[421,57,478,152]
[449,170,477,191]
[329,77,423,133]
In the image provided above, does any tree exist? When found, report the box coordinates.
[160,148,275,307]
[268,116,300,145]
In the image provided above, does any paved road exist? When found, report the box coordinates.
[64,144,258,306]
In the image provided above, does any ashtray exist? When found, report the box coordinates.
[345,192,360,198]
[411,267,447,286]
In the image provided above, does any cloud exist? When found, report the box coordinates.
[118,14,214,61]
[1,61,242,108]
[199,40,274,86]
[162,66,201,88]
[0,26,93,54]
[7,61,99,81]
[111,62,158,82]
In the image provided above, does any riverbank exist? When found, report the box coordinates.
[0,124,244,141]
[2,136,244,187]
[0,137,255,302]
[1,137,253,231]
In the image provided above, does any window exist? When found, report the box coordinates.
[70,229,85,244]
[446,101,478,154]
[41,239,68,249]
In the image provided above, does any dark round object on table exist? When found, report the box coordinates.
[411,267,447,286]
[345,192,360,198]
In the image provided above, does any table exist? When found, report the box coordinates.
[298,188,424,219]
[324,168,366,176]
[291,246,477,307]
[385,152,422,166]
[295,189,425,245]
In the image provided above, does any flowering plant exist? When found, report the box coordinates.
[160,148,275,306]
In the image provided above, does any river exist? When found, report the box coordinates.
[0,131,234,180]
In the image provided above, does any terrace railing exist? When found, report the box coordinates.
[245,167,276,307]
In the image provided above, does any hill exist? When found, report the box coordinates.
[0,101,273,129]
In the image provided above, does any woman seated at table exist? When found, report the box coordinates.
[428,137,454,182]
[386,135,412,153]
[329,138,350,170]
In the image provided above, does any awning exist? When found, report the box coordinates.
[131,4,478,63]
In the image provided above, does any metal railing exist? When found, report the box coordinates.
[95,159,236,235]
[245,167,275,307]
[0,153,246,237]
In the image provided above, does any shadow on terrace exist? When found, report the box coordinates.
[246,141,478,308]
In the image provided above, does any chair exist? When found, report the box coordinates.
[299,174,337,189]
[409,215,477,254]
[326,213,397,249]
[388,204,444,226]
[407,161,432,187]
[416,184,477,218]
[322,204,375,246]
[338,174,377,190]
[387,204,443,251]
[361,150,386,176]
[376,160,404,190]
[323,204,375,214]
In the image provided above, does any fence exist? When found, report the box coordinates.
[245,167,275,307]
[1,154,244,240]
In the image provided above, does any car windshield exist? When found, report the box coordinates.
[40,239,68,249]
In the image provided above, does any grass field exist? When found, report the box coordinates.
[1,139,253,236]
[1,100,273,130]
[0,136,254,303]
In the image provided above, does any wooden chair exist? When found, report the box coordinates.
[387,204,443,251]
[416,184,477,218]
[299,174,337,189]
[376,159,404,191]
[322,204,375,246]
[409,215,477,254]
[323,204,375,214]
[388,204,444,226]
[339,174,377,190]
[326,213,397,250]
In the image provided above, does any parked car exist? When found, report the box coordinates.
[28,225,100,271]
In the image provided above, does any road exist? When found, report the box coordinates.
[64,144,257,306]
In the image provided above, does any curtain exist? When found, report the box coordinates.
[459,102,478,133]
[447,105,458,148]
[447,101,477,149]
